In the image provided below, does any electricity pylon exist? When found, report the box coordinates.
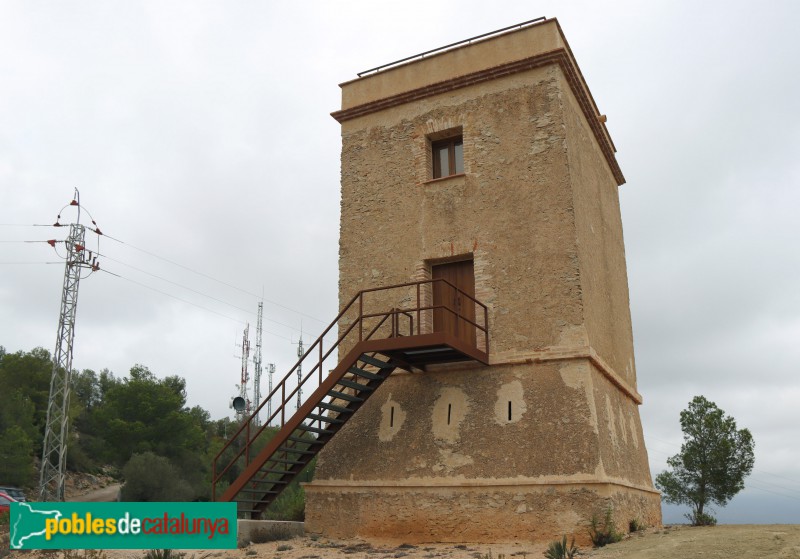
[39,191,101,501]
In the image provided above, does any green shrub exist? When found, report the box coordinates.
[687,511,717,526]
[121,452,193,502]
[263,484,305,521]
[588,508,624,548]
[543,535,577,559]
[628,518,645,532]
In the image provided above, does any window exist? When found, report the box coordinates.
[432,136,463,178]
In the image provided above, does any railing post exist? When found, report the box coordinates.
[416,283,421,335]
[455,284,460,337]
[281,384,285,427]
[485,305,489,355]
[319,342,323,385]
[359,293,363,341]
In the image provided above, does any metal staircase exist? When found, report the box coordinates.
[212,279,489,518]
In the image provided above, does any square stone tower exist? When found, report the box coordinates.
[305,18,661,542]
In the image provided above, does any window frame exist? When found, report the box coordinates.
[431,136,464,179]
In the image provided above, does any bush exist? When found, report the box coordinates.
[588,508,623,548]
[628,518,645,532]
[687,511,717,526]
[263,484,305,521]
[544,535,578,559]
[121,452,193,502]
[0,425,34,487]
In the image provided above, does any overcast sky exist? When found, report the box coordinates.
[1,1,798,523]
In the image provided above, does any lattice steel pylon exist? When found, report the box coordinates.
[39,191,101,501]
[252,302,263,426]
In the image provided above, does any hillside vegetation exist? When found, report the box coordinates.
[0,346,311,516]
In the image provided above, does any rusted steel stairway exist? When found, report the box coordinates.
[212,279,489,518]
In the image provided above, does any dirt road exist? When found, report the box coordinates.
[67,483,121,502]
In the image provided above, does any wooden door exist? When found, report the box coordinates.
[432,259,476,346]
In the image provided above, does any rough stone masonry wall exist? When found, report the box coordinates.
[308,61,661,542]
[336,66,582,356]
[559,71,639,387]
[306,483,660,545]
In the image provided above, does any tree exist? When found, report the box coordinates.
[0,425,35,487]
[120,452,193,502]
[655,395,755,525]
[0,347,54,441]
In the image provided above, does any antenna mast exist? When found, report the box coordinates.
[252,302,263,426]
[237,324,251,420]
[39,190,101,502]
[296,331,303,411]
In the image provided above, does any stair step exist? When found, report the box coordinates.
[306,412,344,425]
[246,478,288,485]
[238,488,280,494]
[348,366,383,380]
[287,435,319,444]
[296,424,335,435]
[318,401,353,414]
[279,446,316,456]
[267,458,306,466]
[328,389,363,403]
[359,354,393,369]
[337,378,374,392]
[257,468,295,476]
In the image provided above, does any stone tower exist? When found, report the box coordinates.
[305,18,661,542]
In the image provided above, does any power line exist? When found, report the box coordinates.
[102,233,328,324]
[0,261,63,265]
[3,226,329,325]
[98,267,294,342]
[96,251,305,335]
[645,435,800,500]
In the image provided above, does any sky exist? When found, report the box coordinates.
[1,0,799,523]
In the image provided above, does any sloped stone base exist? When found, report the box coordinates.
[305,481,661,545]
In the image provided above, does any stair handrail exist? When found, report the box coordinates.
[212,278,488,497]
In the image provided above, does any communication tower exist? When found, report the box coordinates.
[295,335,303,411]
[252,302,263,426]
[236,324,251,420]
[39,190,101,501]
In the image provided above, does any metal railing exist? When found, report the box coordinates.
[212,278,488,500]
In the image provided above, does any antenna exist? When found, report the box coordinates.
[252,302,263,426]
[296,325,303,411]
[236,324,251,420]
[39,189,102,502]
